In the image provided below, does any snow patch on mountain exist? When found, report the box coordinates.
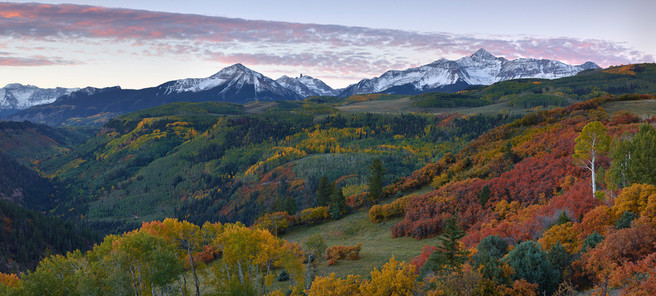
[276,74,337,98]
[0,84,78,110]
[159,63,301,101]
[339,49,599,97]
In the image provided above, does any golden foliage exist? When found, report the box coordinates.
[296,206,329,225]
[0,272,20,288]
[307,273,362,296]
[369,195,412,223]
[612,183,656,219]
[539,222,579,253]
[358,257,419,296]
[603,65,639,76]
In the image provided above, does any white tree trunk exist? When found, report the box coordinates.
[591,153,596,198]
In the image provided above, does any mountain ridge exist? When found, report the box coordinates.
[338,48,599,97]
[3,50,602,126]
[0,83,79,115]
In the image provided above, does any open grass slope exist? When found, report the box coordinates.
[282,197,439,278]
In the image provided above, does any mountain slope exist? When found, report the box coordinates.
[0,84,78,116]
[339,48,599,97]
[5,64,301,126]
[0,199,99,273]
[158,63,302,101]
[36,101,514,234]
[276,74,338,97]
[0,121,95,211]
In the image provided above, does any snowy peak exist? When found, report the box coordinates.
[470,48,498,60]
[160,64,301,101]
[0,83,78,110]
[339,49,600,97]
[276,75,337,98]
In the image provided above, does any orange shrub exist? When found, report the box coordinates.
[579,205,614,238]
[0,272,20,288]
[326,243,362,265]
[346,192,368,209]
[501,279,538,296]
[193,244,221,264]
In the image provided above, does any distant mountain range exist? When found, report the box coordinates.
[0,84,78,116]
[3,49,598,126]
[339,49,599,97]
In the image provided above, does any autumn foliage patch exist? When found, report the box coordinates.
[325,243,362,266]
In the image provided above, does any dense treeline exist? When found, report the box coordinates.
[0,200,100,273]
[505,93,568,108]
[0,153,59,211]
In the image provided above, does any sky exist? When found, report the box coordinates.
[0,0,654,89]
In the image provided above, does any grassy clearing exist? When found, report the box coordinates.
[602,99,656,117]
[281,203,439,279]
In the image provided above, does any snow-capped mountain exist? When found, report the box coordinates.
[158,63,301,101]
[5,64,304,126]
[276,74,338,97]
[0,83,78,110]
[338,49,600,97]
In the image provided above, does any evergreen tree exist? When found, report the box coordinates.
[421,214,468,277]
[476,235,509,260]
[615,211,636,229]
[316,175,333,207]
[479,185,491,207]
[474,235,510,284]
[284,196,297,215]
[504,241,560,296]
[547,242,571,275]
[555,211,572,225]
[368,158,385,203]
[328,187,348,219]
[580,231,603,253]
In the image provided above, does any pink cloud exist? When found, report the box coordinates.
[0,55,78,66]
[0,2,653,76]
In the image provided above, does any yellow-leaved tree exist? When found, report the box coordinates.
[359,257,420,295]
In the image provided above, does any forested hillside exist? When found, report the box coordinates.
[0,200,99,274]
[39,101,515,233]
